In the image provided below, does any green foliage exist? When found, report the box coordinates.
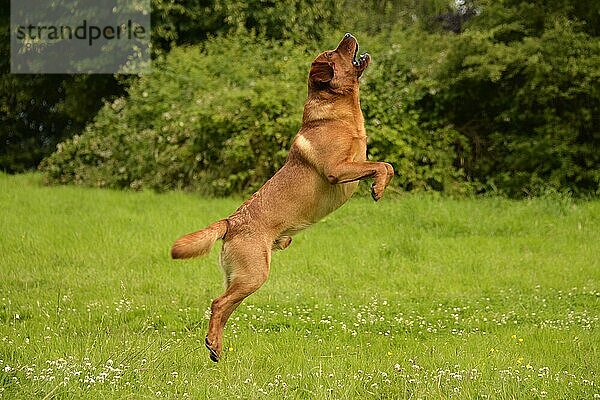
[2,0,433,173]
[212,0,343,42]
[363,2,600,197]
[0,8,123,173]
[0,71,124,173]
[30,1,600,196]
[41,35,309,194]
[40,29,473,195]
[362,29,469,193]
[472,0,600,37]
[422,15,600,196]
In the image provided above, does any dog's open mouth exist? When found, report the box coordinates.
[352,43,369,69]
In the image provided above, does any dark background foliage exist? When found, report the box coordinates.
[2,0,599,196]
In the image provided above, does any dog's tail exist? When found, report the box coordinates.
[171,219,228,259]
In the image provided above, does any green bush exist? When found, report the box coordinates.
[422,16,600,196]
[41,6,600,197]
[40,31,469,195]
[361,29,469,194]
[40,35,308,194]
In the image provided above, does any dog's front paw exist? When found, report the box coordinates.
[371,183,384,201]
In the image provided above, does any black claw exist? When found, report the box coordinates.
[205,337,220,362]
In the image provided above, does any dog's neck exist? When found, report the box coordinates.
[302,89,363,127]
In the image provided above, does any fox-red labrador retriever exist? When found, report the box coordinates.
[172,33,394,362]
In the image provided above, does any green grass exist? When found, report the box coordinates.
[1,173,599,399]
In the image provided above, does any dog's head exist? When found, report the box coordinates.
[308,33,370,94]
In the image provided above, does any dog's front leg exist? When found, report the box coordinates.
[325,161,394,200]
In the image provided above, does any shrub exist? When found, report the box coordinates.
[41,35,308,194]
[422,16,600,196]
[45,6,600,198]
[361,29,469,194]
[41,31,469,195]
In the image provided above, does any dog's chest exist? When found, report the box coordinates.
[351,136,367,162]
[311,180,358,223]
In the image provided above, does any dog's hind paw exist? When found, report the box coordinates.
[205,337,220,362]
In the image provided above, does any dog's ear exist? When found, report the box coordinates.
[309,61,334,83]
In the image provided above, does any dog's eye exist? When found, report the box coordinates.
[325,52,333,58]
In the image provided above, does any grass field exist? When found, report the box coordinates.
[0,173,599,399]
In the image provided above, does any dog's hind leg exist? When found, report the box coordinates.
[205,239,270,362]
